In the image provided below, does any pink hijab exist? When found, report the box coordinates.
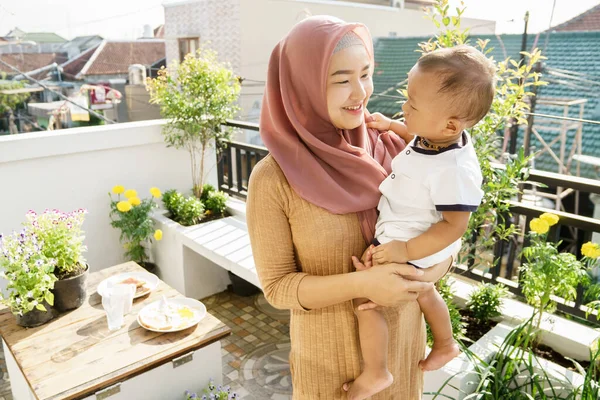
[259,15,406,243]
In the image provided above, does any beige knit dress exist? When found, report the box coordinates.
[247,155,426,400]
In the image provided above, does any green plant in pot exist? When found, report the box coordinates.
[146,46,241,200]
[109,185,163,272]
[25,209,90,312]
[0,228,58,327]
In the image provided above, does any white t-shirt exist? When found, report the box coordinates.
[375,132,483,268]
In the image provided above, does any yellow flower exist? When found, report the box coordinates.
[124,189,138,199]
[529,218,549,235]
[154,229,163,241]
[150,187,161,198]
[540,213,559,227]
[112,185,125,195]
[129,197,141,206]
[117,201,132,213]
[582,242,600,258]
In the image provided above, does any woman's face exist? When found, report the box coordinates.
[326,44,373,130]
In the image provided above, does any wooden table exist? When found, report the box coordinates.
[0,262,231,400]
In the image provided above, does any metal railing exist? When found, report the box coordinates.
[217,120,267,199]
[217,119,600,324]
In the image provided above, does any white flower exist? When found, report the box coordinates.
[26,291,33,298]
[15,298,21,305]
[31,300,38,306]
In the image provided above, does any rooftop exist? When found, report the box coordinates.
[551,3,600,32]
[61,40,166,79]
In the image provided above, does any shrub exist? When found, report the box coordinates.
[467,282,508,322]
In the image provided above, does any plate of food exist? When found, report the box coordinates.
[137,297,206,332]
[97,271,159,299]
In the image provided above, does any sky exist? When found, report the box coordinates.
[0,0,599,40]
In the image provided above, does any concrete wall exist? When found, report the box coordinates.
[0,120,218,285]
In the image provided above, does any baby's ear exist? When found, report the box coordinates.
[443,118,462,136]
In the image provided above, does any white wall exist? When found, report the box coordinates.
[0,120,218,279]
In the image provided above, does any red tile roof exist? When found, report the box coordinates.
[61,40,165,78]
[61,46,97,78]
[0,53,68,75]
[552,4,600,32]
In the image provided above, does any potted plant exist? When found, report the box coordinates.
[0,228,58,327]
[109,185,163,272]
[161,184,230,227]
[23,209,90,312]
[146,46,241,200]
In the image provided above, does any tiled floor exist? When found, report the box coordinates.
[203,290,292,400]
[0,289,291,400]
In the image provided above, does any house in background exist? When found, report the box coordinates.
[1,29,67,54]
[60,39,165,122]
[59,35,104,60]
[60,39,165,83]
[163,0,494,144]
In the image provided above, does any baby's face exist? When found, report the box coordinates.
[402,66,456,140]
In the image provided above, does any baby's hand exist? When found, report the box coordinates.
[366,112,392,132]
[361,245,374,268]
[371,240,409,265]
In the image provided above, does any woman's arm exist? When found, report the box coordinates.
[247,158,432,311]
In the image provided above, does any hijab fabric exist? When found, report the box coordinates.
[259,15,406,243]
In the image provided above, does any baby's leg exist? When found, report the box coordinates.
[342,298,393,400]
[417,287,460,371]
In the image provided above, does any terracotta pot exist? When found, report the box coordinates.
[52,264,89,312]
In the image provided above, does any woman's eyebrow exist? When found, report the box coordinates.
[330,64,370,76]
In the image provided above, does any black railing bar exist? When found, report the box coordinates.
[224,119,260,131]
[491,162,600,195]
[508,201,600,232]
[226,141,269,154]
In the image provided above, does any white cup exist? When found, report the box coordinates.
[101,283,136,331]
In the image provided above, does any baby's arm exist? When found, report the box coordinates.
[371,211,469,265]
[366,112,415,144]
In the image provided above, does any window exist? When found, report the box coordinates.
[178,37,200,61]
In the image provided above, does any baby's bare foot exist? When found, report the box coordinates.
[419,340,460,371]
[342,368,393,400]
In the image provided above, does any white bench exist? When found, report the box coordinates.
[180,216,261,289]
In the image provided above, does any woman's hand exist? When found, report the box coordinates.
[351,256,433,309]
[366,112,392,131]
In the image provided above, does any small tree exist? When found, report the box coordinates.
[147,48,241,199]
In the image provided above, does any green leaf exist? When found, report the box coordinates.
[442,16,450,26]
[45,291,54,306]
[36,304,47,312]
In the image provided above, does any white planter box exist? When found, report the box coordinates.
[424,321,587,399]
[449,276,600,362]
[152,210,231,300]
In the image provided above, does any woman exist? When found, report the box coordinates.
[246,16,452,399]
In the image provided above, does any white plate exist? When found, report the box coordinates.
[137,297,207,333]
[97,271,159,299]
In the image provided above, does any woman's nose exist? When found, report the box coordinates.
[351,81,367,101]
